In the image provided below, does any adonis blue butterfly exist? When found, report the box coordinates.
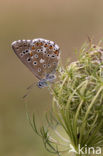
[11,38,61,88]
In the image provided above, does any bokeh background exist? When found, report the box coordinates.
[1,0,103,156]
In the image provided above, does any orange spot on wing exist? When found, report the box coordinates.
[44,44,48,47]
[54,50,59,56]
[32,46,35,50]
[40,42,43,46]
[30,51,33,56]
[36,42,39,46]
[49,45,53,49]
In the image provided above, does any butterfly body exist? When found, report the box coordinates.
[11,38,60,88]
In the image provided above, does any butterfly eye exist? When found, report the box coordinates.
[33,61,37,65]
[38,83,42,87]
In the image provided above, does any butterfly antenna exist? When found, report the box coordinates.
[26,82,37,90]
[22,82,37,99]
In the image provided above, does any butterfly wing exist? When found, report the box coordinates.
[44,41,60,75]
[12,38,60,81]
[11,40,41,80]
[30,38,60,79]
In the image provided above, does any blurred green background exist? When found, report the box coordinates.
[1,0,103,156]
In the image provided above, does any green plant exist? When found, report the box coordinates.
[27,40,103,156]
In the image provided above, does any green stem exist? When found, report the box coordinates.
[66,80,87,109]
[74,99,84,125]
[84,86,103,121]
[79,86,103,144]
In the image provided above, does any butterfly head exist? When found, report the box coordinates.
[37,79,47,88]
[37,73,56,88]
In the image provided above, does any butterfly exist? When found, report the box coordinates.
[11,38,61,88]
